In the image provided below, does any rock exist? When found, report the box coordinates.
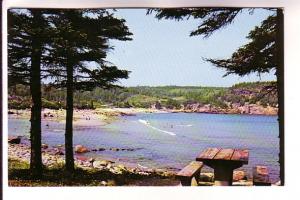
[98,148,106,151]
[110,165,127,175]
[233,170,247,181]
[57,144,64,148]
[110,148,119,151]
[198,182,214,186]
[117,164,126,171]
[93,160,109,168]
[8,136,21,144]
[42,143,48,149]
[274,181,281,186]
[100,181,107,186]
[232,180,253,186]
[127,148,135,151]
[107,179,117,186]
[138,171,150,176]
[200,173,214,182]
[76,156,88,161]
[75,145,89,153]
[91,149,98,152]
[110,167,123,175]
[107,163,112,169]
[54,148,64,155]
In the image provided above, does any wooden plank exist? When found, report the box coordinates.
[197,148,220,160]
[253,166,270,185]
[213,148,234,160]
[177,161,203,178]
[231,149,249,162]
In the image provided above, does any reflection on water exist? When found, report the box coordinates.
[8,113,279,183]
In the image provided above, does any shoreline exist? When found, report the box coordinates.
[8,105,278,122]
[8,140,178,185]
[8,140,257,186]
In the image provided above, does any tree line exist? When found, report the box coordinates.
[9,82,278,110]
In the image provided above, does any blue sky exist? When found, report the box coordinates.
[106,9,276,87]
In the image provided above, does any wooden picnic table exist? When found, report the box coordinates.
[196,148,249,186]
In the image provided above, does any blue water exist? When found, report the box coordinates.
[8,113,280,183]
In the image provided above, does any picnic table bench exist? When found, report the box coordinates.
[196,148,249,186]
[176,161,203,186]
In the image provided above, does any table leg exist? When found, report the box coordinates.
[213,166,233,186]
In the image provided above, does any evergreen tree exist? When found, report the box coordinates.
[8,9,53,177]
[47,9,132,172]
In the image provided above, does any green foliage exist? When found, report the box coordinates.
[42,98,61,110]
[9,99,31,109]
[127,95,159,108]
[8,82,278,110]
[147,8,245,37]
[206,15,277,76]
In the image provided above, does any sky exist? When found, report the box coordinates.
[105,8,277,87]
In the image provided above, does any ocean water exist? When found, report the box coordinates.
[8,113,280,183]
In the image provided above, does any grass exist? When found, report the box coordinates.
[8,158,177,186]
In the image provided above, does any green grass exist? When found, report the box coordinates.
[8,158,176,186]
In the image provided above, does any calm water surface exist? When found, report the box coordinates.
[8,113,280,183]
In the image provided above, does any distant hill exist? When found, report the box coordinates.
[8,81,278,114]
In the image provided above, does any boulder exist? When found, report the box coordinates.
[107,179,117,186]
[233,170,247,181]
[76,155,88,161]
[75,145,89,153]
[54,149,65,156]
[200,173,214,182]
[98,148,106,151]
[8,136,21,144]
[110,167,123,175]
[100,181,107,186]
[42,143,48,149]
[93,160,110,168]
[54,148,64,155]
[232,180,253,186]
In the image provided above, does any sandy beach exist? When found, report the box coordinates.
[8,107,168,126]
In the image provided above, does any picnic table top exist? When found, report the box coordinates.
[196,148,249,164]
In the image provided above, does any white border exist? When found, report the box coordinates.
[2,1,300,200]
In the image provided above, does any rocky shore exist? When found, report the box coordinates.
[152,102,278,115]
[8,138,173,176]
[8,136,258,186]
[8,102,277,126]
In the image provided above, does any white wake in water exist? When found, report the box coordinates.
[138,119,176,136]
[176,124,193,127]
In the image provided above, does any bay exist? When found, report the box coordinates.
[8,112,279,183]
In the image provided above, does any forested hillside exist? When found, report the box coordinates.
[8,81,277,111]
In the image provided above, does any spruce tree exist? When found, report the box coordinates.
[8,9,53,177]
[46,9,132,172]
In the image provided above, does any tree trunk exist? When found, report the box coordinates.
[29,10,43,177]
[65,60,75,172]
[276,8,284,186]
